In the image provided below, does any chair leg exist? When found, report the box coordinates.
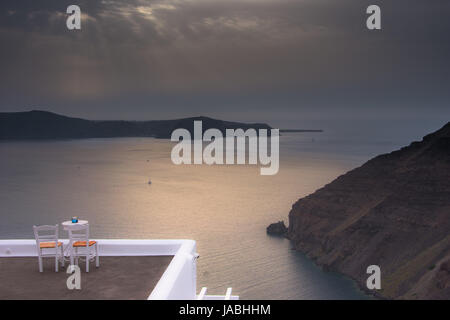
[70,246,74,267]
[95,244,99,267]
[86,254,89,273]
[38,255,43,273]
[60,246,65,267]
[55,254,58,272]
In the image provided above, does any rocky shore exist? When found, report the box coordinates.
[266,221,288,236]
[273,122,450,299]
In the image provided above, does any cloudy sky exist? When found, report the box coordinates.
[0,0,449,131]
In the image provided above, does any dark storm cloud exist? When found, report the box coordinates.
[0,0,449,124]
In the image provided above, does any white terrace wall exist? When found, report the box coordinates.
[0,239,197,300]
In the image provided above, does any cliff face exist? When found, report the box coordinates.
[288,122,450,299]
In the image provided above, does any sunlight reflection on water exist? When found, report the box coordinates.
[0,132,407,299]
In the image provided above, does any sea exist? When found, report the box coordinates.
[0,121,443,299]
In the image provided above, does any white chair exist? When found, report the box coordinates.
[33,225,64,272]
[68,224,99,272]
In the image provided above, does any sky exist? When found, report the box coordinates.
[0,0,449,131]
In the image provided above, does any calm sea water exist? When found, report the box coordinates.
[0,131,415,299]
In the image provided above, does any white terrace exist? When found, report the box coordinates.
[0,239,239,300]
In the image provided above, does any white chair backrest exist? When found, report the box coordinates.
[68,224,90,244]
[33,225,59,245]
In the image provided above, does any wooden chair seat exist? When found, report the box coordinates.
[72,240,97,247]
[39,241,63,249]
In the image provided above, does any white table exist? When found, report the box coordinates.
[62,220,88,231]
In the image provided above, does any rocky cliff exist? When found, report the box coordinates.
[287,122,450,299]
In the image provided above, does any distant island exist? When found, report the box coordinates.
[271,121,450,299]
[0,110,325,140]
[0,110,276,140]
[279,129,323,133]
